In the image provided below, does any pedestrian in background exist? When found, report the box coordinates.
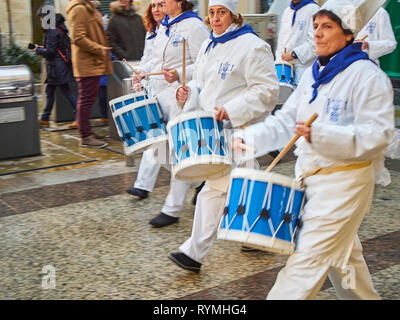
[108,0,147,61]
[33,10,77,128]
[66,0,113,148]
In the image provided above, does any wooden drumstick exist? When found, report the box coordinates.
[123,59,139,74]
[182,38,186,88]
[357,35,368,42]
[265,113,318,173]
[140,70,177,77]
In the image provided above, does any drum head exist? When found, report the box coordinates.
[173,156,232,182]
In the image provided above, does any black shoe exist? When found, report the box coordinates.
[126,187,148,199]
[240,246,261,252]
[168,252,201,273]
[192,181,205,205]
[149,212,179,228]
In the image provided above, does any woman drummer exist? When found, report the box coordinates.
[232,0,394,299]
[131,0,209,228]
[167,0,279,273]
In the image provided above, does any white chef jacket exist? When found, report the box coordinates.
[149,14,209,120]
[237,59,394,186]
[139,30,158,73]
[235,56,394,270]
[182,23,279,191]
[275,2,319,83]
[356,7,397,65]
[184,24,279,128]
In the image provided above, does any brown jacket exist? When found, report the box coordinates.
[66,0,113,77]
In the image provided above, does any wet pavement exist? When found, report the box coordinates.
[0,102,399,300]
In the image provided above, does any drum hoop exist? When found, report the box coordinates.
[274,61,294,69]
[166,110,216,131]
[230,168,304,191]
[109,91,148,106]
[279,82,295,89]
[111,97,159,119]
[217,229,295,255]
[124,134,168,155]
[172,155,232,182]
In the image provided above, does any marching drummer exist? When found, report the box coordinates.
[130,0,209,228]
[356,6,397,66]
[167,0,279,273]
[232,0,394,299]
[277,0,319,86]
[355,6,398,187]
[126,0,165,197]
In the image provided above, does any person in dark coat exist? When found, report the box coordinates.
[32,10,77,128]
[107,0,146,61]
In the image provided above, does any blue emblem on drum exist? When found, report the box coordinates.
[218,62,234,80]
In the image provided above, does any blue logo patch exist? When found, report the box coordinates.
[218,62,234,80]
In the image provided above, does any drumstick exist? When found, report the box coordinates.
[123,59,139,74]
[139,70,177,77]
[265,113,318,173]
[357,35,368,42]
[182,38,186,88]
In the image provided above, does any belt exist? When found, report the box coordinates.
[300,161,372,186]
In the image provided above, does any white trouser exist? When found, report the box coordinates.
[134,147,192,217]
[134,149,161,192]
[161,174,192,218]
[179,182,226,263]
[267,235,380,300]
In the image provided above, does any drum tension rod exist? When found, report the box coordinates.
[283,213,292,224]
[150,123,158,129]
[236,205,245,215]
[223,206,229,215]
[259,209,270,220]
[137,126,144,133]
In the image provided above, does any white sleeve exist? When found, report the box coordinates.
[311,72,394,160]
[223,43,279,128]
[176,20,209,84]
[139,36,153,74]
[233,86,299,158]
[367,9,397,60]
[294,6,319,65]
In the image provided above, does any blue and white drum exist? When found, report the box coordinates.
[275,62,295,105]
[109,91,168,155]
[167,110,232,182]
[217,168,305,255]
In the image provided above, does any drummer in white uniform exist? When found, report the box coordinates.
[356,6,397,66]
[277,0,319,86]
[232,0,394,300]
[126,0,164,198]
[131,0,209,228]
[167,0,279,273]
[356,5,398,186]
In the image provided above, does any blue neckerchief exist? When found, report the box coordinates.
[309,42,370,104]
[290,0,317,26]
[147,27,157,40]
[205,24,258,53]
[161,12,202,37]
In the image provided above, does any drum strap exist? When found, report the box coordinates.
[300,161,372,185]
